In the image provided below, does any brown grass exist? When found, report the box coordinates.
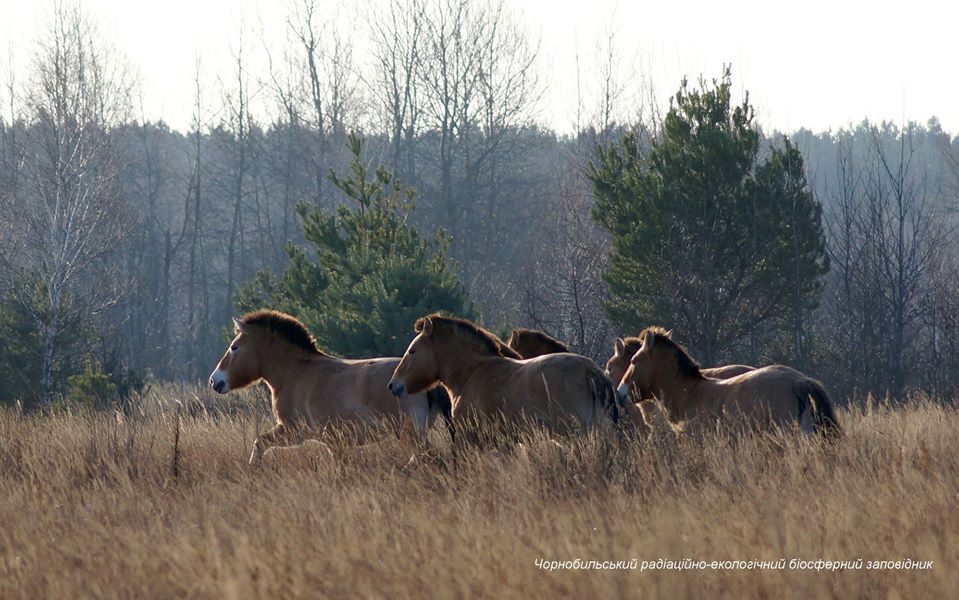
[0,386,956,599]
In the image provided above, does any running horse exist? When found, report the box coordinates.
[209,310,452,463]
[504,327,654,435]
[605,334,755,400]
[388,314,621,435]
[616,326,841,437]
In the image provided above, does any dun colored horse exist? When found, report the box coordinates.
[616,327,841,437]
[605,335,755,399]
[506,328,571,358]
[504,327,655,436]
[388,314,620,434]
[209,310,451,463]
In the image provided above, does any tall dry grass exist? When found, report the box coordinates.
[0,386,955,599]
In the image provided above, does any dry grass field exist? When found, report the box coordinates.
[0,385,955,599]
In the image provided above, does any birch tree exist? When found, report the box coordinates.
[0,4,133,408]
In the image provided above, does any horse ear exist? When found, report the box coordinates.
[614,337,625,355]
[643,332,655,351]
[232,317,249,334]
[422,317,434,337]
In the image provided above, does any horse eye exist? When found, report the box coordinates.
[231,345,238,352]
[409,349,417,355]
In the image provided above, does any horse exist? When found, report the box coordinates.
[506,328,571,359]
[616,326,841,437]
[503,327,657,436]
[208,310,453,464]
[387,314,620,435]
[604,335,755,398]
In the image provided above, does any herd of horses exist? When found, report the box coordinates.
[209,310,842,464]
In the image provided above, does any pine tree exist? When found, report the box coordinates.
[0,274,86,407]
[0,286,45,407]
[239,134,474,357]
[589,68,828,365]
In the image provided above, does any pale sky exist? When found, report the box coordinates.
[2,0,957,135]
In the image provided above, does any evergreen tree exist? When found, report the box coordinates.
[0,274,90,407]
[0,286,45,407]
[751,139,828,368]
[589,68,828,365]
[239,134,474,357]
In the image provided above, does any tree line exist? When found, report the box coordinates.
[0,2,958,409]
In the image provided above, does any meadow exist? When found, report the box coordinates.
[0,384,955,599]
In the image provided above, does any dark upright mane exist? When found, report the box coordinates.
[509,328,570,354]
[640,326,704,379]
[416,314,521,358]
[241,310,321,355]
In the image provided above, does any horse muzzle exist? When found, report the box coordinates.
[387,380,406,398]
[616,382,630,402]
[209,369,230,394]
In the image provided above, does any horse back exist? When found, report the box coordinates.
[516,353,615,426]
[720,364,802,384]
[713,364,816,426]
[702,364,755,379]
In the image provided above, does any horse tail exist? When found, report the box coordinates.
[797,379,842,439]
[588,369,619,426]
[427,387,456,445]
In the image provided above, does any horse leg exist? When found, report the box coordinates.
[249,422,305,465]
[624,402,652,441]
[403,395,453,470]
[425,388,456,443]
[397,408,426,472]
[422,389,457,467]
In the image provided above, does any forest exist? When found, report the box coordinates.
[1,0,958,410]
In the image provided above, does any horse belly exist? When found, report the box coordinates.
[507,377,586,433]
[726,397,797,432]
[535,365,600,426]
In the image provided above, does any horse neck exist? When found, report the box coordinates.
[539,342,563,355]
[257,338,326,395]
[651,357,708,420]
[434,338,502,396]
[513,342,533,357]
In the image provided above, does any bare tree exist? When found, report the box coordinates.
[123,114,191,378]
[369,0,427,178]
[185,59,211,377]
[594,13,625,138]
[520,171,613,361]
[262,19,310,262]
[416,0,540,280]
[219,36,255,323]
[0,4,133,408]
[820,133,867,389]
[418,0,484,244]
[817,123,954,398]
[865,123,952,397]
[569,8,636,142]
[286,0,359,206]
